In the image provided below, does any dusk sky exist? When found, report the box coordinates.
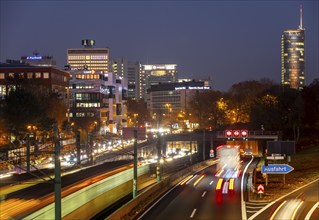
[0,0,318,91]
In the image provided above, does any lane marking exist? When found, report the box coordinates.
[241,156,254,220]
[180,175,194,185]
[202,191,207,197]
[305,201,319,220]
[246,206,266,209]
[291,200,303,220]
[193,175,205,186]
[186,175,198,185]
[209,180,214,185]
[190,208,197,218]
[269,200,287,220]
[248,178,319,220]
[247,210,258,213]
[246,202,269,205]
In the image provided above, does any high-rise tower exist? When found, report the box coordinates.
[281,4,305,90]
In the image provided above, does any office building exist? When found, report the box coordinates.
[67,40,109,71]
[69,70,127,134]
[281,5,305,90]
[21,51,57,67]
[147,80,211,129]
[141,64,177,100]
[111,57,141,100]
[0,63,70,102]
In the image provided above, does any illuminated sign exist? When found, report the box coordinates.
[188,86,210,90]
[27,56,42,60]
[175,86,210,90]
[175,87,186,90]
[143,64,177,71]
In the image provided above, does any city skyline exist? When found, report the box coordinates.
[0,0,318,91]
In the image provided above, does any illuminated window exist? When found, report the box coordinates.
[27,72,33,79]
[43,72,49,79]
[35,72,41,78]
[0,73,4,79]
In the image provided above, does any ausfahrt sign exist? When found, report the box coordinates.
[261,164,294,174]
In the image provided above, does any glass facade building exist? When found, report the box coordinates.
[281,29,305,90]
[281,5,305,90]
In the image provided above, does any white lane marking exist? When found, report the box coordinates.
[202,191,207,197]
[246,206,266,209]
[247,210,258,213]
[248,178,319,220]
[241,156,254,220]
[305,201,319,220]
[186,175,198,185]
[209,180,214,185]
[246,202,269,205]
[190,208,197,218]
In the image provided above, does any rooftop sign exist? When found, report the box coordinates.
[27,56,42,60]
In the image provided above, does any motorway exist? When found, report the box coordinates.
[137,155,318,220]
[138,158,255,220]
[249,179,319,220]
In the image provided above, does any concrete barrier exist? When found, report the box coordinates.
[107,159,218,220]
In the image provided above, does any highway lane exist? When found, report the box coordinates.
[250,178,319,220]
[138,160,253,220]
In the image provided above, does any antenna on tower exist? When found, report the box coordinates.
[299,2,303,30]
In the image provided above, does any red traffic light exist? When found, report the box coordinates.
[225,130,232,137]
[233,130,240,137]
[241,130,248,137]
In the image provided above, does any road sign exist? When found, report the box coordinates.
[210,149,214,158]
[266,155,284,160]
[261,164,294,174]
[257,184,264,194]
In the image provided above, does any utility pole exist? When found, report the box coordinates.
[156,133,161,182]
[53,124,61,220]
[190,133,193,165]
[26,133,31,173]
[133,127,138,198]
[203,130,206,161]
[76,130,81,166]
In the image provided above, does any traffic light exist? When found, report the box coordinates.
[241,130,248,140]
[241,130,248,137]
[225,130,232,139]
[233,130,240,138]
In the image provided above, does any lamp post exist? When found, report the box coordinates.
[53,124,61,220]
[133,124,138,198]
